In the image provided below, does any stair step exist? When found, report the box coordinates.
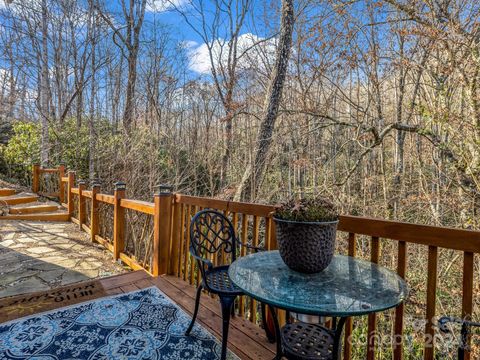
[0,189,16,196]
[0,195,38,206]
[9,204,61,215]
[0,212,69,221]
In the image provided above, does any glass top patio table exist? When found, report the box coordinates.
[228,250,408,317]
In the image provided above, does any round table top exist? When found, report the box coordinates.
[229,251,408,317]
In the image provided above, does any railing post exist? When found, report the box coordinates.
[32,164,40,193]
[393,241,407,360]
[268,218,278,250]
[344,232,357,360]
[424,246,438,360]
[152,184,173,276]
[113,182,126,261]
[78,181,86,230]
[58,164,65,203]
[67,171,75,218]
[367,236,380,360]
[169,195,181,275]
[90,183,100,243]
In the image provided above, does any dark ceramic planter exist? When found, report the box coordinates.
[273,217,338,274]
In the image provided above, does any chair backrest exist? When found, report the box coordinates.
[190,209,237,267]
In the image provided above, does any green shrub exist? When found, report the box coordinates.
[1,121,40,165]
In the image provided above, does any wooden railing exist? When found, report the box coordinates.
[336,216,479,360]
[39,166,479,360]
[32,164,65,202]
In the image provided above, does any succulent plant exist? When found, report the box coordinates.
[274,197,338,222]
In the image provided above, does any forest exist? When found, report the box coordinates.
[1,0,479,229]
[1,0,480,358]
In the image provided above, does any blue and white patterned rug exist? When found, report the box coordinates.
[0,287,239,359]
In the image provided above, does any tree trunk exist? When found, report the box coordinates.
[235,0,294,201]
[123,51,138,133]
[40,0,50,166]
[88,3,97,181]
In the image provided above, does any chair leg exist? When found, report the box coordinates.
[220,296,235,360]
[185,285,203,336]
[261,302,276,343]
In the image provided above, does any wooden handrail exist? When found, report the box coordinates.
[174,196,480,251]
[95,193,114,204]
[338,215,480,252]
[71,187,79,194]
[39,168,60,173]
[38,191,59,198]
[120,199,155,215]
[175,194,276,217]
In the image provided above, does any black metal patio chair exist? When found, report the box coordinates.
[439,316,480,359]
[184,209,272,360]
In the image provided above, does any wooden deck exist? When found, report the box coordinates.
[0,270,276,360]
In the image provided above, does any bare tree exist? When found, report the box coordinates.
[96,0,147,134]
[172,0,258,189]
[39,0,51,165]
[235,0,295,200]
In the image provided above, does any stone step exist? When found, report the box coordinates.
[0,189,16,196]
[9,204,61,215]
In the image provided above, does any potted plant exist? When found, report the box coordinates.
[273,197,339,273]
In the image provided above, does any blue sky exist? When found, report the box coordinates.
[118,0,279,76]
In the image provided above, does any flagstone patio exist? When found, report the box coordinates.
[0,221,125,298]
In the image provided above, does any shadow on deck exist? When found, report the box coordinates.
[0,271,276,360]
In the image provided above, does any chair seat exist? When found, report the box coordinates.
[281,322,334,360]
[205,266,243,295]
